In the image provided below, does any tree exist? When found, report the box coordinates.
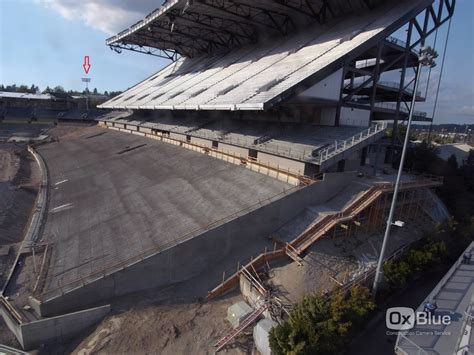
[108,91,122,98]
[43,86,52,94]
[17,85,29,93]
[447,154,458,172]
[461,150,474,192]
[53,85,65,93]
[29,84,39,93]
[269,286,375,355]
[384,239,447,289]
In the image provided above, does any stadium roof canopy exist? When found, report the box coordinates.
[101,0,433,111]
[106,0,390,60]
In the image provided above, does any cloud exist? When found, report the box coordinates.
[456,106,474,116]
[36,0,162,35]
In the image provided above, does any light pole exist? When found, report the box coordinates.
[372,46,438,297]
[81,77,91,111]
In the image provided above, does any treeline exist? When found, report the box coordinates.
[412,123,473,132]
[0,84,121,98]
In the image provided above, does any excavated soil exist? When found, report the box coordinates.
[0,143,40,348]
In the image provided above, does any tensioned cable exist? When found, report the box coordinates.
[429,17,452,140]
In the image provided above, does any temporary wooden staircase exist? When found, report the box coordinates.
[0,296,24,324]
[207,176,443,300]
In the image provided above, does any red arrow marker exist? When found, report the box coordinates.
[83,56,91,75]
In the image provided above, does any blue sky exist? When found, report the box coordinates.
[0,0,473,124]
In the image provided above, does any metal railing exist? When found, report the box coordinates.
[40,183,303,300]
[374,102,428,118]
[318,121,388,164]
[386,35,408,49]
[190,129,312,162]
[378,81,422,97]
[454,300,474,355]
[385,36,419,56]
[395,333,430,355]
[344,80,422,98]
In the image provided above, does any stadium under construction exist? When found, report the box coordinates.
[0,0,456,351]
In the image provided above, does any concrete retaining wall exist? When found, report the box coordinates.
[39,172,356,316]
[139,126,153,134]
[170,132,185,141]
[0,302,110,351]
[257,152,306,175]
[125,124,138,131]
[0,302,23,343]
[219,142,249,157]
[19,305,110,350]
[191,137,213,148]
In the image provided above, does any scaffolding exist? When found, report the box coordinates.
[207,175,443,299]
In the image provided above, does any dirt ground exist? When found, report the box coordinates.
[0,143,41,348]
[46,122,96,142]
[0,144,40,246]
[269,220,431,303]
[35,278,255,355]
[70,295,251,355]
[0,143,40,291]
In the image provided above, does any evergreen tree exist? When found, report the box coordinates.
[53,85,65,93]
[447,154,458,172]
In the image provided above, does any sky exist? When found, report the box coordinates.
[0,0,473,125]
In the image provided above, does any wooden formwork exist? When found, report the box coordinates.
[206,176,443,300]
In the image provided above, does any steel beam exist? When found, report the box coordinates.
[193,0,295,35]
[109,44,180,61]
